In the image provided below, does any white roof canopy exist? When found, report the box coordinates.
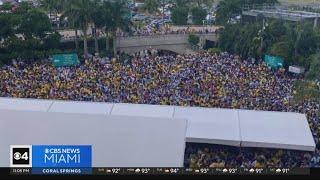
[0,97,316,152]
[0,109,187,167]
[174,107,241,146]
[239,110,315,151]
[111,103,174,118]
[48,101,114,115]
[0,98,53,112]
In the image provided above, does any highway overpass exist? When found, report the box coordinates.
[116,33,218,54]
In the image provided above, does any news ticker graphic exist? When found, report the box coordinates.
[92,168,310,175]
[8,145,312,175]
[10,145,92,174]
[9,168,311,175]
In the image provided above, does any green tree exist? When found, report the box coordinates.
[190,6,207,25]
[175,0,214,7]
[171,6,189,25]
[18,9,52,39]
[294,23,318,59]
[293,80,320,103]
[219,19,320,66]
[0,2,13,11]
[188,33,200,46]
[40,0,66,28]
[269,41,292,61]
[274,22,319,66]
[262,19,287,49]
[216,0,278,25]
[293,54,320,109]
[101,0,131,55]
[4,36,45,60]
[40,0,65,16]
[91,0,105,54]
[63,0,96,57]
[61,0,81,52]
[219,22,261,58]
[208,47,221,54]
[306,53,320,81]
[175,0,186,7]
[15,1,33,15]
[236,23,261,58]
[216,0,242,25]
[219,24,241,54]
[0,2,65,64]
[0,14,17,41]
[192,0,215,7]
[44,32,62,50]
[143,0,159,14]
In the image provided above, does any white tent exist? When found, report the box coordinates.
[0,109,187,167]
[111,103,174,118]
[0,98,52,112]
[174,107,241,146]
[110,104,241,146]
[239,110,315,151]
[48,101,113,115]
[0,97,316,152]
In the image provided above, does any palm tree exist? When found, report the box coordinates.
[91,0,105,55]
[293,53,320,115]
[40,0,56,16]
[293,80,320,114]
[63,0,95,58]
[143,0,159,14]
[61,0,80,52]
[101,0,131,55]
[40,0,65,28]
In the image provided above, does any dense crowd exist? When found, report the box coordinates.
[60,27,216,41]
[120,26,216,37]
[185,143,320,168]
[0,52,319,167]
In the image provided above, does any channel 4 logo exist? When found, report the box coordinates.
[10,145,32,167]
[10,145,92,168]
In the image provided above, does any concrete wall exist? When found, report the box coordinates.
[116,33,218,54]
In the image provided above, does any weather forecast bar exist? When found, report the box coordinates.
[7,168,310,175]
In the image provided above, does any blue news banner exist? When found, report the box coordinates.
[31,145,92,175]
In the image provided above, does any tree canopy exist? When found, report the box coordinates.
[219,20,320,67]
[171,6,189,25]
[191,6,207,25]
[0,0,131,64]
[216,0,278,25]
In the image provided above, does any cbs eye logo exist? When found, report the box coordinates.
[10,145,32,167]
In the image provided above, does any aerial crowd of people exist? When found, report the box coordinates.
[0,52,319,168]
[59,26,217,41]
[118,26,217,37]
